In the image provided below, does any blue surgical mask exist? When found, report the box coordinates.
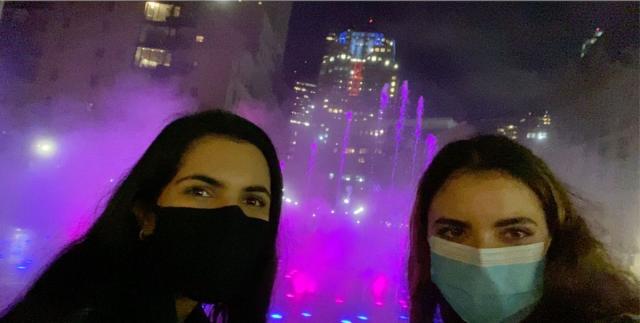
[429,236,547,323]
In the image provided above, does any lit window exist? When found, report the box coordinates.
[358,157,366,164]
[173,6,181,17]
[135,47,172,69]
[195,35,205,43]
[144,2,174,22]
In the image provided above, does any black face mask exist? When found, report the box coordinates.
[146,205,272,304]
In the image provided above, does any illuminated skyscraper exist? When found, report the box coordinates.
[496,110,552,143]
[285,81,317,177]
[292,30,400,206]
[319,31,399,101]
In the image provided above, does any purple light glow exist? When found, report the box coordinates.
[0,73,195,310]
[372,275,388,298]
[2,77,417,320]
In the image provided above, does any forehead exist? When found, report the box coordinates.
[176,135,271,188]
[429,171,545,225]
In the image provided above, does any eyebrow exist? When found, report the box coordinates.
[175,174,271,198]
[494,217,538,227]
[434,218,470,228]
[434,216,538,228]
[175,174,224,187]
[245,186,271,199]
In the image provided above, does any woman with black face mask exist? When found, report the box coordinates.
[0,109,283,323]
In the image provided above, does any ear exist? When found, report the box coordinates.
[133,201,156,239]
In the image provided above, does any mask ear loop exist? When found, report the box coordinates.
[139,229,146,241]
[139,229,152,240]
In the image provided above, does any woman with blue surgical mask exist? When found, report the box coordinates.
[408,135,639,322]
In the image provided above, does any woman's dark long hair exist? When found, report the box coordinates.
[409,135,639,322]
[1,109,283,322]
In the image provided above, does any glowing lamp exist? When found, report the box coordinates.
[32,137,58,158]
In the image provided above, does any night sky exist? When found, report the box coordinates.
[283,2,639,121]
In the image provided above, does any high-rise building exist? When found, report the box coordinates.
[319,31,399,101]
[285,81,317,177]
[289,81,317,128]
[495,110,552,143]
[0,2,291,114]
[314,31,399,205]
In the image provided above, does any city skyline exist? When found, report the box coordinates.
[284,2,638,121]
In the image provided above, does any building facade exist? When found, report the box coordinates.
[0,2,291,119]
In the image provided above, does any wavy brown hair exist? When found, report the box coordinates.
[408,135,639,322]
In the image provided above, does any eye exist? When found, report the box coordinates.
[436,226,466,241]
[501,227,533,242]
[185,187,212,198]
[244,195,267,208]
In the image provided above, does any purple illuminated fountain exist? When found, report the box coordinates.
[424,133,439,171]
[391,81,409,185]
[378,83,390,119]
[336,110,354,202]
[411,96,425,180]
[305,140,319,195]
